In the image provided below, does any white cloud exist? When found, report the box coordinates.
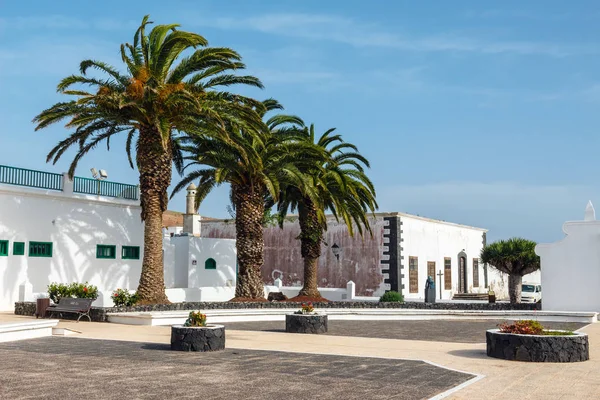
[0,15,137,31]
[190,12,599,57]
[0,37,120,77]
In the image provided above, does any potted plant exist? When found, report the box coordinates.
[285,302,328,334]
[487,320,588,362]
[171,311,225,352]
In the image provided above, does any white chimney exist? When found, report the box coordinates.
[183,183,201,236]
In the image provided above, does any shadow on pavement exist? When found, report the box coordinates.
[447,349,488,360]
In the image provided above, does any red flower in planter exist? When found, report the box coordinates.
[83,287,88,292]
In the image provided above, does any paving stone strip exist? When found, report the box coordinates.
[0,337,474,400]
[223,319,587,343]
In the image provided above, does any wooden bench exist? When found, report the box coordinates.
[46,298,94,322]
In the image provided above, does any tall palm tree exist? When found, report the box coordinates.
[277,125,378,299]
[172,100,320,299]
[33,15,264,304]
[480,237,540,304]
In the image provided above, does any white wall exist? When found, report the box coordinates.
[162,235,237,291]
[0,183,144,311]
[536,203,600,312]
[400,215,486,300]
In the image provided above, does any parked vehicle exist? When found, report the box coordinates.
[521,283,542,303]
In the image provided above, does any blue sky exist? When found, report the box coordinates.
[1,1,599,242]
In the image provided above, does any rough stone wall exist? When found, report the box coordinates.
[14,301,541,322]
[200,216,387,296]
[486,330,589,362]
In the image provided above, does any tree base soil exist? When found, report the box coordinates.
[229,297,269,303]
[285,295,329,303]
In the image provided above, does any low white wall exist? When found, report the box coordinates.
[165,287,235,303]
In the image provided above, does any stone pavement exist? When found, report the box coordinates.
[0,337,473,400]
[3,313,600,399]
[221,319,586,343]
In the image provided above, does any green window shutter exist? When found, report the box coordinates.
[96,245,116,259]
[122,246,140,260]
[205,258,217,270]
[29,242,53,257]
[13,242,25,256]
[0,240,8,256]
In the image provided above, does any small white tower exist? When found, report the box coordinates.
[584,200,596,221]
[183,183,201,236]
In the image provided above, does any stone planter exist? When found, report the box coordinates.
[486,329,589,362]
[285,313,328,334]
[171,325,225,352]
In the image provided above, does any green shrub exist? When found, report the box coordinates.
[47,283,71,304]
[70,282,98,300]
[184,311,207,327]
[47,282,98,303]
[379,291,404,303]
[111,288,140,307]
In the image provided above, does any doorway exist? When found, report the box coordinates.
[458,252,468,293]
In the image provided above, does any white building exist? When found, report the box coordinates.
[536,201,600,312]
[0,165,236,311]
[197,212,523,301]
[1,163,537,310]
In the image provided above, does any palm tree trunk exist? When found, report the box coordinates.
[508,274,522,304]
[135,126,171,304]
[298,199,323,298]
[232,183,265,299]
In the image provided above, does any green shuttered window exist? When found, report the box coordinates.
[13,242,25,256]
[0,240,8,256]
[29,242,53,257]
[96,245,116,259]
[122,246,140,260]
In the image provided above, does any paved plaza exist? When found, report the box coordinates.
[0,337,473,400]
[1,313,599,399]
[222,319,586,343]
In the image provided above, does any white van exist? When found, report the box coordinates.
[521,283,542,303]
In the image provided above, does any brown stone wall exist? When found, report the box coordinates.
[200,216,386,296]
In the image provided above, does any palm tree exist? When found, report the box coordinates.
[277,125,378,299]
[33,15,264,304]
[172,100,320,300]
[480,237,540,304]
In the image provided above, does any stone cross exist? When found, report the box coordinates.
[437,270,444,299]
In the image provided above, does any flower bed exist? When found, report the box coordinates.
[285,302,328,334]
[486,320,588,362]
[171,311,225,352]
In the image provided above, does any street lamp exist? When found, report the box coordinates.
[90,168,108,194]
[331,243,340,261]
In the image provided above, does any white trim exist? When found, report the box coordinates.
[428,374,485,400]
[107,308,599,326]
[0,183,140,209]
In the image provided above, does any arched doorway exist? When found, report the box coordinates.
[458,251,468,293]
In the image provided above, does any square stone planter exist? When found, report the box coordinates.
[171,325,225,352]
[486,329,589,362]
[285,313,328,334]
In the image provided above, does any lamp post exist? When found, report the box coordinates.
[90,168,108,195]
[331,243,340,261]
